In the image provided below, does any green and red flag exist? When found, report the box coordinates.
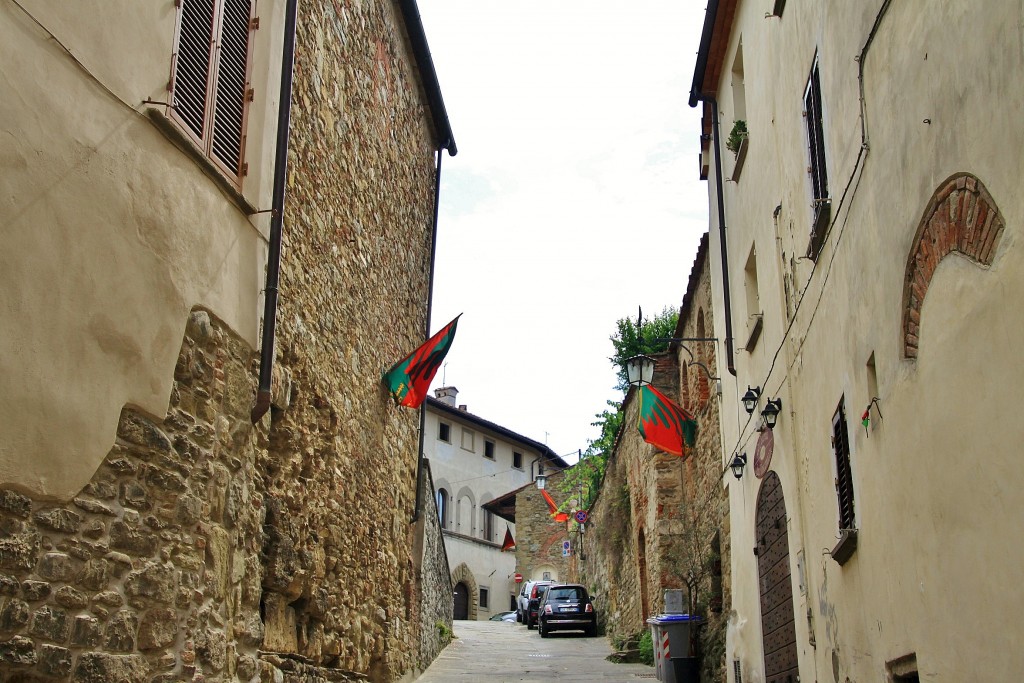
[382,315,461,408]
[541,489,570,522]
[637,385,697,456]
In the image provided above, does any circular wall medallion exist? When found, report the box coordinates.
[753,428,775,478]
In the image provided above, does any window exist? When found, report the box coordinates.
[436,489,448,529]
[169,0,257,182]
[484,440,495,459]
[479,587,489,609]
[482,510,494,541]
[461,428,475,452]
[512,451,523,469]
[832,399,855,530]
[438,422,450,442]
[804,55,831,257]
[743,245,762,350]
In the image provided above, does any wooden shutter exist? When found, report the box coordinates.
[170,0,254,181]
[210,0,254,175]
[832,399,855,530]
[171,0,216,140]
[804,59,829,202]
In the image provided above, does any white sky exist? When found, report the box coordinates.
[417,1,711,463]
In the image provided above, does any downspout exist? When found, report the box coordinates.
[688,0,736,377]
[708,97,737,377]
[411,146,445,523]
[251,0,299,423]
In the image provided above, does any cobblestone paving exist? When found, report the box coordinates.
[415,620,656,682]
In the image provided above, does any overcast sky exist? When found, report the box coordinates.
[417,1,711,462]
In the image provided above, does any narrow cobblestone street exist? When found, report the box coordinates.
[414,620,656,682]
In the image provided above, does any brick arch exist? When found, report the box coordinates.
[450,562,478,620]
[903,173,1005,359]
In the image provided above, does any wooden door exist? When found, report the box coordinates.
[756,472,800,683]
[453,582,469,620]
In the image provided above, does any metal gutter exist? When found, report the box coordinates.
[251,0,298,423]
[397,0,457,155]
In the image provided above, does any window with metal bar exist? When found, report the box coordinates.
[832,399,855,530]
[169,0,256,183]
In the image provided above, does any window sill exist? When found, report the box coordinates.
[144,108,258,218]
[806,199,832,259]
[830,528,858,565]
[744,313,763,351]
[730,136,748,182]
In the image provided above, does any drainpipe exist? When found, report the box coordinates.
[411,146,446,523]
[251,0,299,424]
[688,0,736,377]
[707,97,737,377]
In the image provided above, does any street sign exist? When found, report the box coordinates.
[514,573,523,583]
[562,540,571,556]
[574,510,589,524]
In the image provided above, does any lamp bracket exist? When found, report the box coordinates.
[653,338,721,384]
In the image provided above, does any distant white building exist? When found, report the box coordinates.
[424,387,568,620]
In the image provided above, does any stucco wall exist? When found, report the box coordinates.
[0,0,283,499]
[702,1,1024,681]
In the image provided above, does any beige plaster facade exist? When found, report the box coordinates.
[1,0,285,498]
[693,1,1024,681]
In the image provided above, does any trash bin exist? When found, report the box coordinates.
[646,614,705,683]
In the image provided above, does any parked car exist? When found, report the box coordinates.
[537,584,597,637]
[516,580,553,625]
[488,611,517,622]
[525,584,551,629]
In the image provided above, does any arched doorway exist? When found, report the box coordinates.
[756,471,799,683]
[453,582,469,620]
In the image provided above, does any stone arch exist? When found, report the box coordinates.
[902,173,1005,359]
[695,311,709,405]
[450,562,478,620]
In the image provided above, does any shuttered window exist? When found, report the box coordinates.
[832,399,855,530]
[169,0,256,182]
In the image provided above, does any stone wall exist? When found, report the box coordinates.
[254,0,442,678]
[0,309,267,682]
[674,242,729,682]
[416,463,453,670]
[580,439,642,644]
[513,472,571,583]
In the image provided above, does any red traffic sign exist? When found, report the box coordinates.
[574,510,589,524]
[514,573,523,583]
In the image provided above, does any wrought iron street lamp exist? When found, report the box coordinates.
[730,453,748,479]
[761,398,782,430]
[741,386,761,415]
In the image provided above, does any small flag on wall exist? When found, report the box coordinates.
[501,527,516,552]
[541,489,570,522]
[382,315,461,409]
[637,385,697,457]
